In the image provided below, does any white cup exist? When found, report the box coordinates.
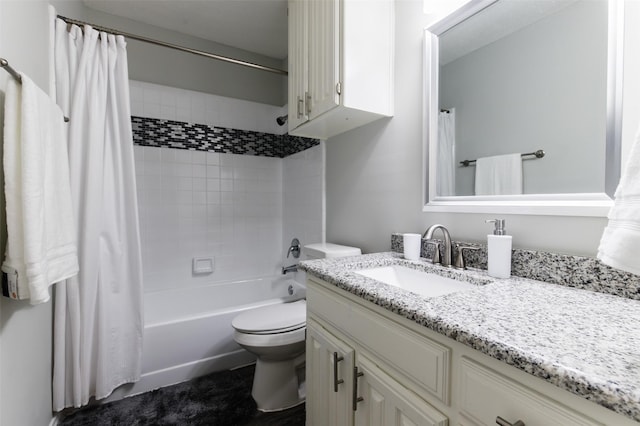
[403,233,421,260]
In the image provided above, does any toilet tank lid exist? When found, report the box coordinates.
[232,300,306,333]
[303,243,362,259]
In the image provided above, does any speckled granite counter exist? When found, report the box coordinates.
[299,252,640,422]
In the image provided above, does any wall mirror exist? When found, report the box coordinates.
[423,0,623,216]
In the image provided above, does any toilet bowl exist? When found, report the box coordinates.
[231,242,362,412]
[232,300,307,412]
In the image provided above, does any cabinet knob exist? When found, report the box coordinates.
[333,352,344,392]
[352,366,364,411]
[496,416,525,426]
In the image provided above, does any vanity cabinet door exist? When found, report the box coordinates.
[307,318,355,426]
[354,355,448,426]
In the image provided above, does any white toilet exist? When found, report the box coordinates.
[231,242,361,412]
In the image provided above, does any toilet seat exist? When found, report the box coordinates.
[234,326,306,348]
[232,300,306,335]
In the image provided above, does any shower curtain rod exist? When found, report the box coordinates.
[56,15,288,76]
[1,57,70,122]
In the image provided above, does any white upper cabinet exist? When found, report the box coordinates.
[288,0,394,140]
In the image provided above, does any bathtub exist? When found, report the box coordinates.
[106,275,305,402]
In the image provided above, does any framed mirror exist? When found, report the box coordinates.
[422,0,624,216]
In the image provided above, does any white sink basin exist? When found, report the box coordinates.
[355,265,476,298]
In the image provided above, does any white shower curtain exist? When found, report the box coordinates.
[437,110,455,196]
[52,19,144,410]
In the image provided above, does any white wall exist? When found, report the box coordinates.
[50,0,286,106]
[441,1,607,195]
[325,0,640,258]
[0,2,54,425]
[130,80,287,135]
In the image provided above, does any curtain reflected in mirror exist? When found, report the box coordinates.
[437,109,456,196]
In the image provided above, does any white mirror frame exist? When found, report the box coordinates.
[422,0,624,217]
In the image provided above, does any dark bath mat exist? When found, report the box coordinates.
[59,365,305,426]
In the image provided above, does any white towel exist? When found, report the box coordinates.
[598,124,640,275]
[2,74,78,304]
[475,153,523,196]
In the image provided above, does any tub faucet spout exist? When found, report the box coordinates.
[282,264,298,275]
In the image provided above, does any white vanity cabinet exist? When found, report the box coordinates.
[287,0,394,140]
[307,278,449,426]
[306,276,640,426]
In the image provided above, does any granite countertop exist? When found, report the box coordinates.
[298,252,640,422]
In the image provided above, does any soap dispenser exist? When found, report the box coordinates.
[485,219,512,278]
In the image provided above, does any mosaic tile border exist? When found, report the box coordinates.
[131,116,319,158]
[391,233,640,300]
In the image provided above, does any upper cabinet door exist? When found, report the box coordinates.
[287,0,309,130]
[307,0,341,121]
[288,0,394,140]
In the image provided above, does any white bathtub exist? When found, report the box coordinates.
[107,275,306,402]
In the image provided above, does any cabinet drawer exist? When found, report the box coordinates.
[459,357,602,426]
[308,281,451,405]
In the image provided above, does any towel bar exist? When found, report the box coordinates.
[460,149,545,167]
[1,57,70,123]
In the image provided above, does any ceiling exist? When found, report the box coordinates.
[82,0,289,60]
[439,0,578,65]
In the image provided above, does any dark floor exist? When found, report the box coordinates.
[59,365,305,426]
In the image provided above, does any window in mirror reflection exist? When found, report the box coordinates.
[437,0,608,196]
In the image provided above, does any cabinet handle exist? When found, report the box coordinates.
[352,366,364,411]
[333,352,344,392]
[297,96,304,119]
[305,91,312,115]
[496,416,525,426]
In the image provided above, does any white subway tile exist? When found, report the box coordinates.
[206,152,220,165]
[207,178,220,191]
[175,149,192,163]
[192,164,206,178]
[192,178,206,192]
[219,179,232,192]
[192,151,207,165]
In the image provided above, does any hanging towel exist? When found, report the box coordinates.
[2,73,78,305]
[475,153,523,196]
[597,123,640,275]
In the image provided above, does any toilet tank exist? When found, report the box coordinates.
[303,243,362,260]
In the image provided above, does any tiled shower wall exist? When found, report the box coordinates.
[131,81,324,293]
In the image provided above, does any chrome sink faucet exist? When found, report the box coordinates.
[423,224,452,267]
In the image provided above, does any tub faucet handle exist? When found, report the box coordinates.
[287,238,301,258]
